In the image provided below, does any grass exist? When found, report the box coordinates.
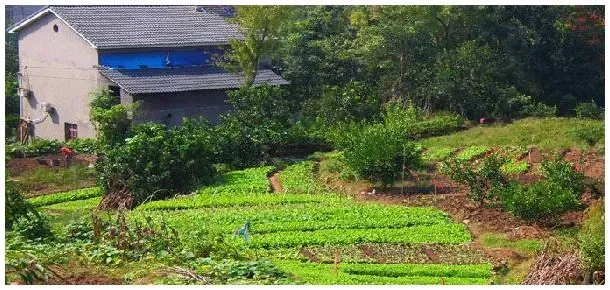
[421,117,604,150]
[28,187,103,207]
[480,233,543,255]
[10,164,96,197]
[274,261,492,285]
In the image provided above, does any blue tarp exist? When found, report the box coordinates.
[99,49,223,69]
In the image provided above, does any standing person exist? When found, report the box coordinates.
[60,146,75,168]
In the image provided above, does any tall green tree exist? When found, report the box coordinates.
[223,6,293,87]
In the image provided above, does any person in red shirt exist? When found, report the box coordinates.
[60,146,75,168]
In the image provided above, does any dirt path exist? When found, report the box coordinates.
[269,172,284,193]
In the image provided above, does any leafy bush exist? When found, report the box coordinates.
[500,180,581,220]
[96,119,216,206]
[578,201,604,271]
[440,153,507,201]
[343,124,421,187]
[89,88,139,147]
[315,81,380,125]
[5,180,52,240]
[540,158,585,194]
[519,102,557,118]
[500,158,584,220]
[570,121,604,147]
[6,138,63,158]
[574,100,603,119]
[5,114,20,140]
[383,102,463,139]
[214,85,292,167]
[65,138,98,154]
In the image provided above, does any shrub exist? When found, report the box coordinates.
[519,102,557,118]
[65,138,98,154]
[5,180,52,240]
[439,153,506,201]
[540,158,585,194]
[570,122,604,147]
[574,100,603,119]
[343,124,421,188]
[578,201,604,272]
[383,102,463,139]
[5,114,20,140]
[500,158,584,220]
[500,180,581,221]
[96,119,216,206]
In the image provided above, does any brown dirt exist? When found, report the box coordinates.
[268,172,284,193]
[563,148,605,180]
[7,154,97,176]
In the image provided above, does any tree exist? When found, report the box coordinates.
[89,88,139,147]
[222,6,293,87]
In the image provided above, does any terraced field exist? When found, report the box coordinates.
[28,161,492,284]
[132,161,490,284]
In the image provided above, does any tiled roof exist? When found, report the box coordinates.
[11,5,242,48]
[98,66,289,94]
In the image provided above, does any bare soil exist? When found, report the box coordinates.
[268,172,284,193]
[7,154,96,176]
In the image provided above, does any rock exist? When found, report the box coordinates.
[463,219,470,224]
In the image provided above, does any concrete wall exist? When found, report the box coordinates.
[133,90,233,127]
[17,12,107,140]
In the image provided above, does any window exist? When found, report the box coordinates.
[53,24,59,32]
[108,85,120,97]
[64,123,77,141]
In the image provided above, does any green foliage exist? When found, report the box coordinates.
[279,161,324,193]
[215,85,292,167]
[89,88,139,147]
[383,102,464,139]
[500,158,584,220]
[65,138,98,154]
[221,6,293,87]
[456,145,489,161]
[343,124,422,187]
[96,120,216,205]
[5,180,53,240]
[252,225,471,249]
[574,100,603,119]
[27,187,103,207]
[422,147,458,162]
[5,114,20,140]
[480,233,543,255]
[274,261,491,285]
[500,158,529,175]
[439,153,506,201]
[314,81,380,125]
[570,121,604,147]
[6,138,63,158]
[500,180,581,221]
[421,118,603,150]
[578,201,604,271]
[519,102,557,118]
[5,73,19,114]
